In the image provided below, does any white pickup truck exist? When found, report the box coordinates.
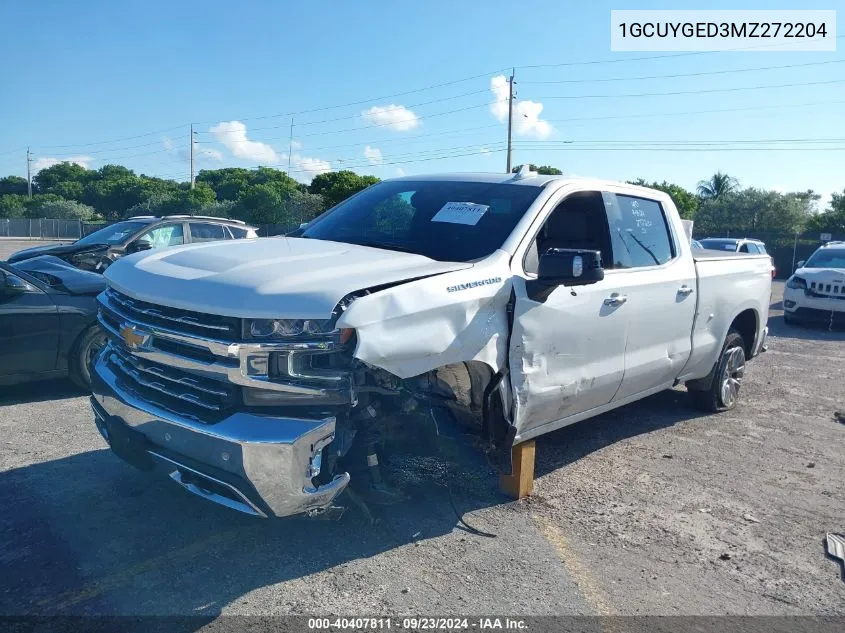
[90,170,772,518]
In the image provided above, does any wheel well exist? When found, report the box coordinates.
[730,309,757,357]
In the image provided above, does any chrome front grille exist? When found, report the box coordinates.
[105,289,241,340]
[96,288,354,422]
[107,345,236,413]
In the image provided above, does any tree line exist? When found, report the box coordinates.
[0,162,843,235]
[0,163,379,227]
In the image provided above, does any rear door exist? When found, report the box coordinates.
[0,264,60,379]
[603,192,697,401]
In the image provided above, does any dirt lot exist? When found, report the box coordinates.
[1,239,843,617]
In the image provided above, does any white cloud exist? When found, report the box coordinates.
[291,155,331,183]
[361,104,420,131]
[200,147,224,161]
[395,168,406,177]
[163,136,223,163]
[363,145,383,165]
[489,75,554,140]
[290,140,303,151]
[210,120,279,163]
[34,155,93,172]
[479,147,492,154]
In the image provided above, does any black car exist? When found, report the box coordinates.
[0,257,107,390]
[8,215,258,272]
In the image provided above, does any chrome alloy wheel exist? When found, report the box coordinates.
[719,346,745,408]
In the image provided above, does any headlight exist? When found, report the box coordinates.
[244,318,334,339]
[786,276,806,290]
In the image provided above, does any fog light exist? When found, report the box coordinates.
[246,354,269,376]
[784,300,796,309]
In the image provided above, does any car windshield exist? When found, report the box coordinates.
[699,239,738,251]
[301,180,544,262]
[805,249,845,269]
[75,221,151,246]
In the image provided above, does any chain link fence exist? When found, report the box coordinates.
[0,218,90,240]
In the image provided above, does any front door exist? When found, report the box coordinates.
[0,265,60,379]
[509,190,628,440]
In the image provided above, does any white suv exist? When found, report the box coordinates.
[783,241,845,328]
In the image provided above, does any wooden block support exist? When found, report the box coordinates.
[499,440,536,499]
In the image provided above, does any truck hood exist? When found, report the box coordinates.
[104,237,473,319]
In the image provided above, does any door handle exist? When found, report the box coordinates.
[678,285,695,296]
[603,293,628,307]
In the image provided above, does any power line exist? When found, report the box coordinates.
[36,124,188,150]
[536,78,845,101]
[519,34,845,70]
[520,59,845,85]
[543,98,845,125]
[192,67,511,125]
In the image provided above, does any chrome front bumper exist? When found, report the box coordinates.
[91,357,350,518]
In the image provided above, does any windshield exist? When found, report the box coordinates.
[301,180,543,262]
[75,221,151,246]
[805,249,845,269]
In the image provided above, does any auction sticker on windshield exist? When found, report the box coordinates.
[431,201,489,226]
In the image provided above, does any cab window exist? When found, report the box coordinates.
[604,193,676,268]
[136,223,184,249]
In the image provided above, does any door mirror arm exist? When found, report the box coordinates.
[526,248,605,303]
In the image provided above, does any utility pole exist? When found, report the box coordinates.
[26,147,33,198]
[190,124,196,189]
[287,116,294,177]
[506,68,515,174]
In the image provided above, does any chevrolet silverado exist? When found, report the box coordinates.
[89,169,772,518]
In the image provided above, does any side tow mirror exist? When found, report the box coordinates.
[795,260,805,270]
[527,248,604,302]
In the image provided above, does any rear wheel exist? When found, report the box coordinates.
[783,312,797,325]
[688,329,746,413]
[69,325,107,391]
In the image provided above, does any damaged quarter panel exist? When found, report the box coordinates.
[337,250,512,379]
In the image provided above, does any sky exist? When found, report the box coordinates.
[0,0,842,208]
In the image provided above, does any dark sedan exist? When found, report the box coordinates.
[0,257,106,390]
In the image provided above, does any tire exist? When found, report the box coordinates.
[688,329,746,413]
[783,312,797,325]
[68,325,108,391]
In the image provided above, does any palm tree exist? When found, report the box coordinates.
[697,172,739,199]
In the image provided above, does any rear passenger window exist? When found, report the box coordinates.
[605,194,675,268]
[227,226,249,239]
[191,223,226,242]
[739,243,751,253]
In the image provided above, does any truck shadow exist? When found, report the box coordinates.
[0,388,705,619]
[534,388,709,478]
[0,379,86,406]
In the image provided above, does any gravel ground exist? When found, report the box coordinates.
[1,238,843,617]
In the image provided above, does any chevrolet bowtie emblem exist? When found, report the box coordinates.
[120,324,149,351]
